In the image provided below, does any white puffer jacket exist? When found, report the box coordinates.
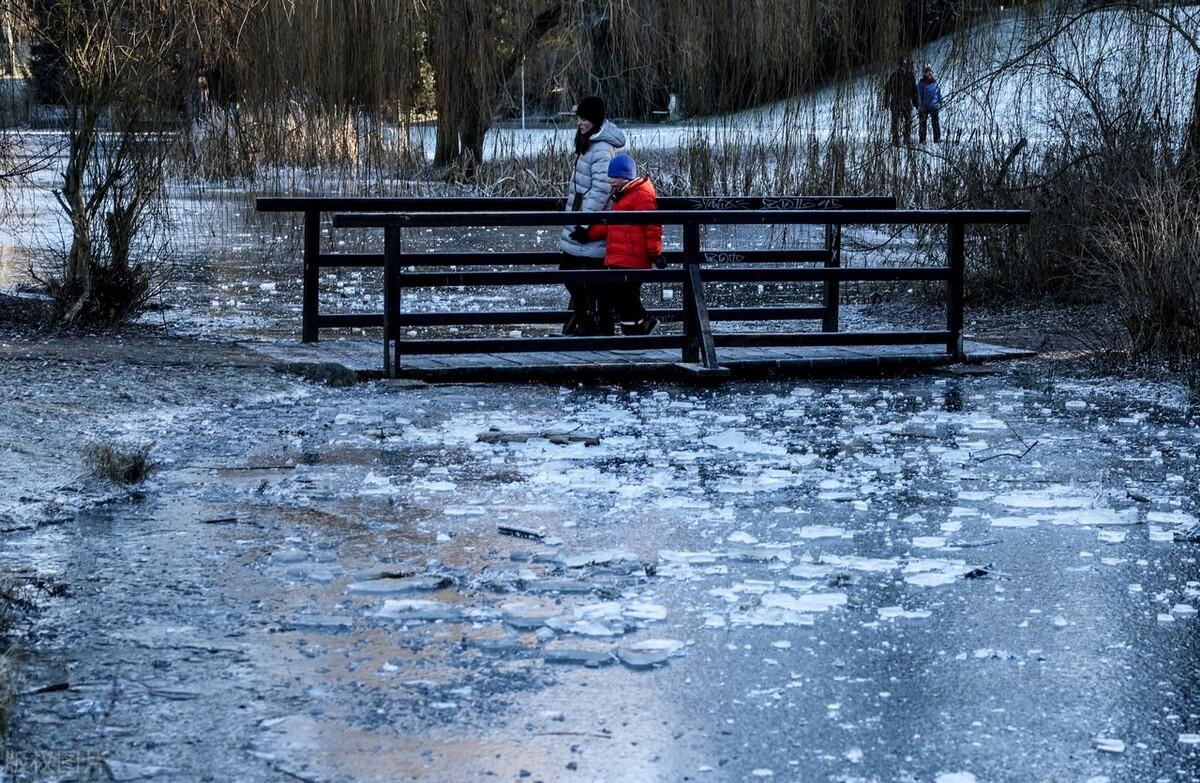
[559,120,627,259]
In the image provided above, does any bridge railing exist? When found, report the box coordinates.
[330,208,1031,377]
[255,196,896,343]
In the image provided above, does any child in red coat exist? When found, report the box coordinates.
[568,154,663,335]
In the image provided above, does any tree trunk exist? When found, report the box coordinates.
[460,111,487,176]
[427,0,563,170]
[0,2,15,77]
[432,75,459,166]
[59,105,99,321]
[1182,68,1200,184]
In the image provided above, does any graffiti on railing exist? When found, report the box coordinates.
[702,252,747,264]
[684,196,845,211]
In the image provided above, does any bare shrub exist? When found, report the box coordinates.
[82,441,156,485]
[0,643,14,737]
[1092,177,1200,363]
[0,578,25,738]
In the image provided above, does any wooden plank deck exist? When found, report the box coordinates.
[245,339,1035,383]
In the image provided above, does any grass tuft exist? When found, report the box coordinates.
[81,442,157,486]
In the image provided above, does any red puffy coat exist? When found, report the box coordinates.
[586,177,663,269]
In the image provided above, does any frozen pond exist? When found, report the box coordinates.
[2,344,1198,781]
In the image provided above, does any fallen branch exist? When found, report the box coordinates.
[972,440,1038,462]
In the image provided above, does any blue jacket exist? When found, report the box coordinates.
[919,80,942,111]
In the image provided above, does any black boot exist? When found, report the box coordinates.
[621,316,658,336]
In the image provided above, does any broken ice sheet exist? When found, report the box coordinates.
[903,559,972,587]
[359,471,399,496]
[701,430,787,455]
[375,599,463,623]
[796,525,846,539]
[994,488,1093,509]
[543,648,616,667]
[878,606,932,621]
[617,638,686,667]
[1049,509,1138,526]
[934,774,977,783]
[562,550,638,568]
[991,516,1039,528]
[348,576,452,595]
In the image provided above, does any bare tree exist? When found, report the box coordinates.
[20,0,254,323]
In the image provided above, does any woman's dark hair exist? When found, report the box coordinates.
[574,127,596,155]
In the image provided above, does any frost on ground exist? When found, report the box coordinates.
[1,340,1199,782]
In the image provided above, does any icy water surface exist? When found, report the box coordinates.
[3,352,1198,782]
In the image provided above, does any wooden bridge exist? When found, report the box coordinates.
[256,196,1031,381]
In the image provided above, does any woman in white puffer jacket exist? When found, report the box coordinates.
[559,96,627,335]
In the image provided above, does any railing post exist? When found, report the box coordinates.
[822,222,842,332]
[384,226,402,378]
[680,221,719,370]
[681,222,701,363]
[947,222,965,360]
[302,209,320,342]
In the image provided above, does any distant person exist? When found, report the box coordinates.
[570,154,663,336]
[559,96,627,336]
[918,63,943,144]
[884,58,917,147]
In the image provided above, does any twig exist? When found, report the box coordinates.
[972,440,1038,462]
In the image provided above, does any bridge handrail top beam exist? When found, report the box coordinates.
[332,208,1031,229]
[255,195,899,212]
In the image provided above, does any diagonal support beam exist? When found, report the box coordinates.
[680,222,721,372]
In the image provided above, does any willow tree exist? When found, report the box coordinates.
[424,0,564,169]
[189,0,427,176]
[564,0,986,119]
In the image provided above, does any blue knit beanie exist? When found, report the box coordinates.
[608,154,637,179]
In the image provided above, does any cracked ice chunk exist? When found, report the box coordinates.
[991,516,1039,528]
[702,430,787,455]
[348,576,453,595]
[624,602,669,621]
[270,547,309,564]
[903,559,971,587]
[616,648,671,669]
[543,648,616,667]
[797,525,846,539]
[762,592,846,613]
[626,638,685,655]
[562,550,637,568]
[995,491,1091,509]
[1049,509,1138,526]
[360,471,405,495]
[376,599,463,623]
[659,550,722,565]
[878,606,932,621]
